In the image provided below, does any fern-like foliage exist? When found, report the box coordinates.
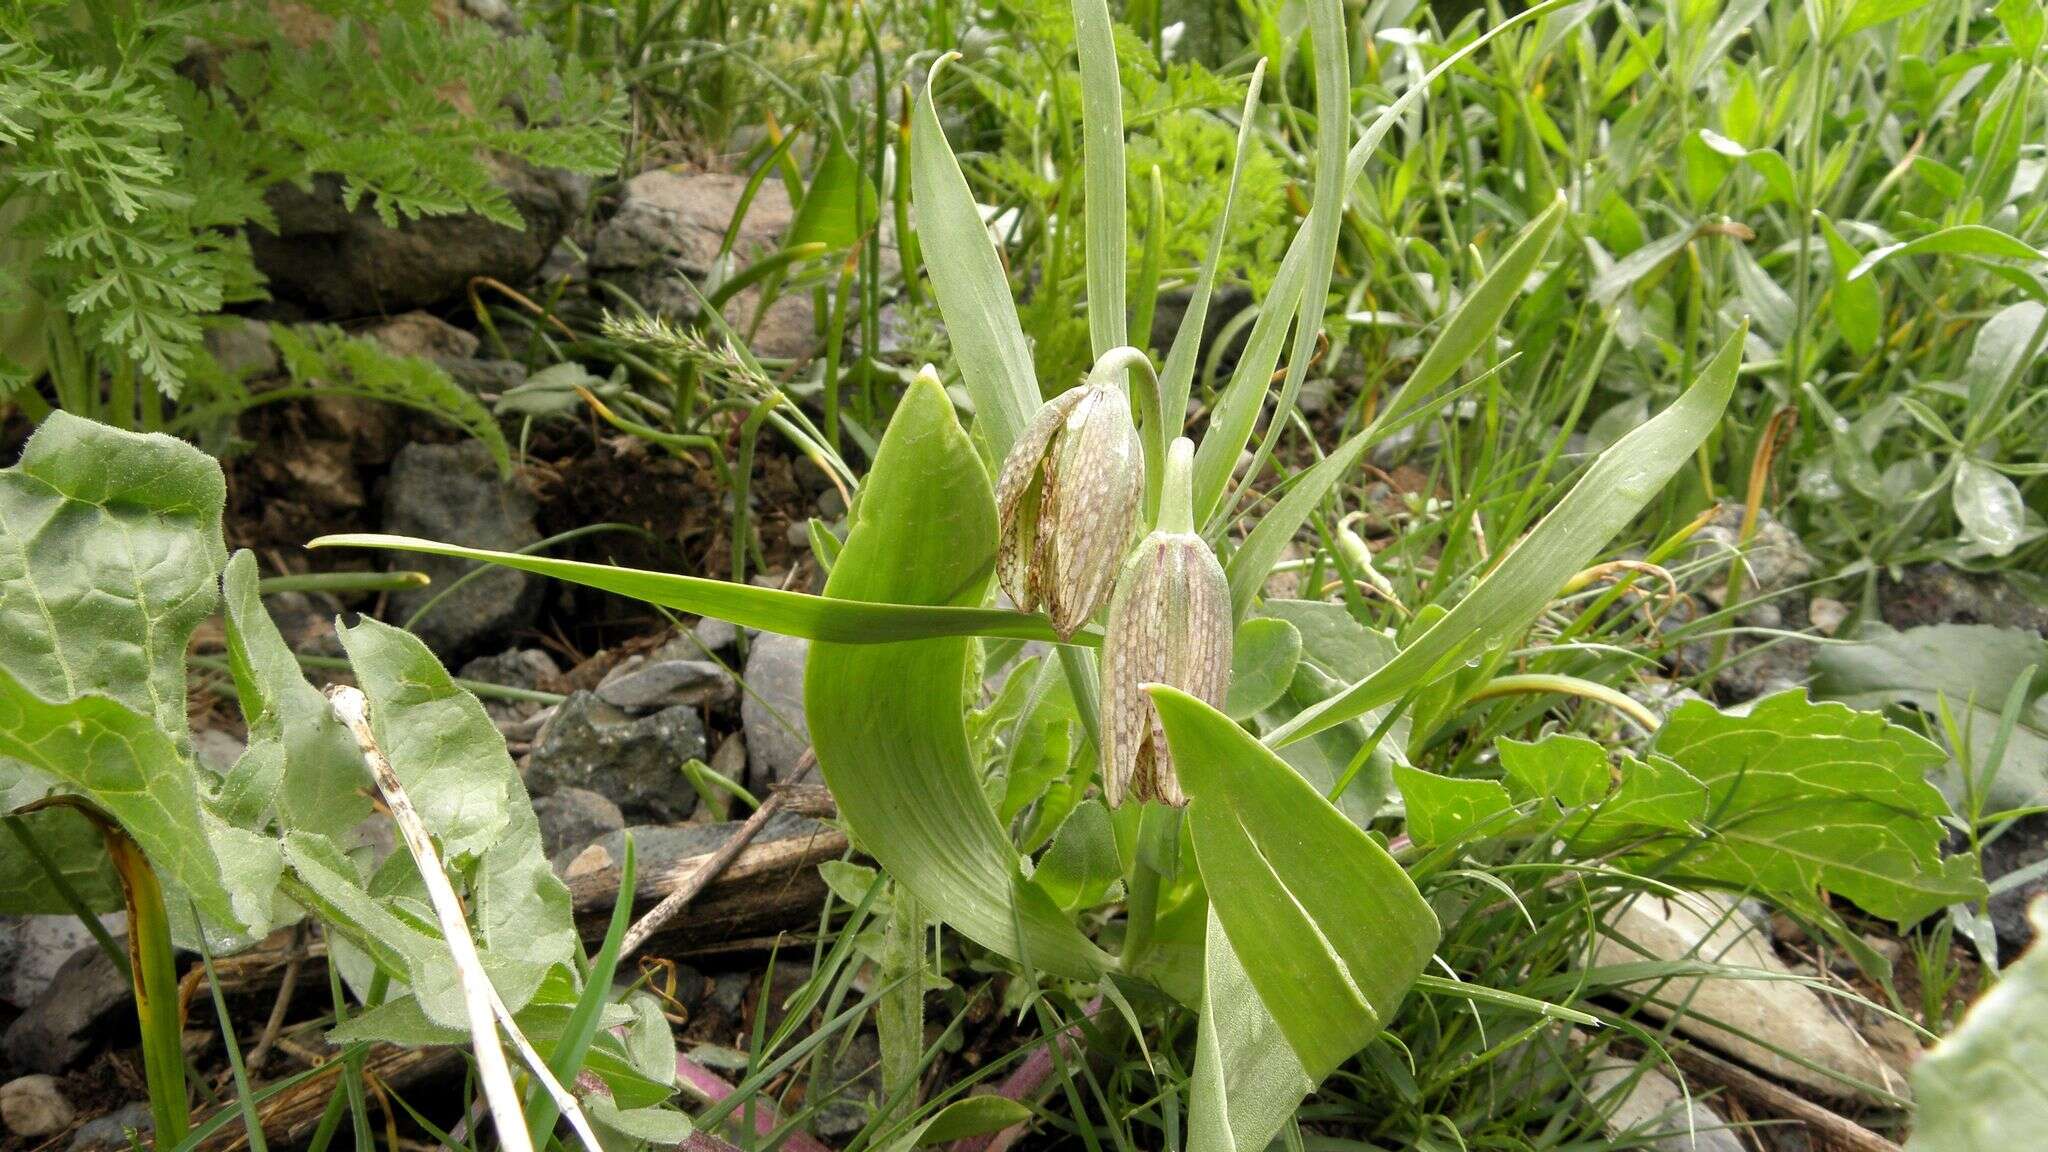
[0,0,625,401]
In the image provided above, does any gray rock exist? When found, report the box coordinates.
[534,788,626,864]
[1983,814,2048,959]
[382,441,543,660]
[68,1102,152,1152]
[1,1074,75,1137]
[192,728,248,775]
[526,692,708,822]
[249,160,587,317]
[1879,563,2048,637]
[459,647,561,727]
[597,659,737,713]
[1,916,121,1010]
[740,633,811,790]
[1673,505,1818,702]
[202,318,278,380]
[362,312,480,361]
[1585,1060,1744,1152]
[4,940,131,1072]
[813,1031,882,1138]
[590,171,815,360]
[441,358,528,396]
[692,617,739,656]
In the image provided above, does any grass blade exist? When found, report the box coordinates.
[1072,0,1126,356]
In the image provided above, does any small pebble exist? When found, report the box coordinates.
[1808,596,1849,636]
[2,1074,76,1137]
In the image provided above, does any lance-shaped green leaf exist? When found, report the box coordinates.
[1071,0,1125,356]
[1152,686,1438,1077]
[807,374,1109,980]
[1187,905,1313,1152]
[1267,324,1746,747]
[308,534,1080,646]
[1908,903,2048,1151]
[1220,199,1566,619]
[1846,224,2047,282]
[910,54,1038,458]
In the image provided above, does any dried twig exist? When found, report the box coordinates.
[1665,1043,1904,1152]
[328,685,598,1152]
[245,921,305,1072]
[620,790,786,960]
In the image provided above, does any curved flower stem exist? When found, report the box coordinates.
[1465,673,1662,736]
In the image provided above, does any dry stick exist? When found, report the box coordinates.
[620,790,787,961]
[245,921,306,1072]
[326,686,601,1152]
[1665,1043,1904,1152]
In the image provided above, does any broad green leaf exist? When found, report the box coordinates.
[1155,686,1438,1077]
[1847,225,2048,283]
[1907,902,2048,1151]
[587,1099,692,1146]
[910,55,1038,457]
[1224,616,1300,720]
[807,373,1108,980]
[1819,214,1881,358]
[1649,691,1985,924]
[1268,326,1746,747]
[338,617,576,1007]
[1841,0,1937,36]
[1071,0,1125,355]
[0,682,279,932]
[1697,131,1798,205]
[309,534,1075,645]
[1813,625,2048,810]
[1498,734,1609,807]
[787,135,871,250]
[1187,906,1312,1152]
[219,551,369,841]
[1953,459,2026,557]
[0,411,224,739]
[1262,599,1398,681]
[1576,753,1708,841]
[1394,765,1515,847]
[0,810,120,913]
[1032,799,1122,913]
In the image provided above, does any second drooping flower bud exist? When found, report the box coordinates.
[995,355,1145,639]
[1100,437,1232,808]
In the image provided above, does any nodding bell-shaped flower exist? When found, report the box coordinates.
[1101,437,1231,808]
[995,352,1146,639]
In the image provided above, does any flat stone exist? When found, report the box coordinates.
[535,788,626,864]
[4,940,131,1072]
[381,441,543,661]
[1,1074,75,1137]
[68,1102,152,1151]
[739,633,810,791]
[1586,1059,1744,1152]
[1593,893,1909,1103]
[0,915,121,1010]
[597,659,737,712]
[526,692,708,822]
[361,312,480,361]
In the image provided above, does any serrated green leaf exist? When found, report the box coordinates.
[1499,734,1610,807]
[1394,765,1516,847]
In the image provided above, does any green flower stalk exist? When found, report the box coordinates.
[1101,437,1231,807]
[995,358,1145,639]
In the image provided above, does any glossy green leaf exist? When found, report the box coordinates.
[1908,903,2048,1151]
[1394,765,1515,847]
[1847,225,2048,283]
[1954,459,2026,557]
[1154,686,1438,1077]
[1224,616,1300,720]
[1819,214,1881,358]
[308,533,1076,645]
[807,374,1108,980]
[887,1095,1033,1150]
[910,55,1038,457]
[788,135,871,251]
[1267,326,1745,747]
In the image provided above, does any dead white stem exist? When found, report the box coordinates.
[327,685,600,1152]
